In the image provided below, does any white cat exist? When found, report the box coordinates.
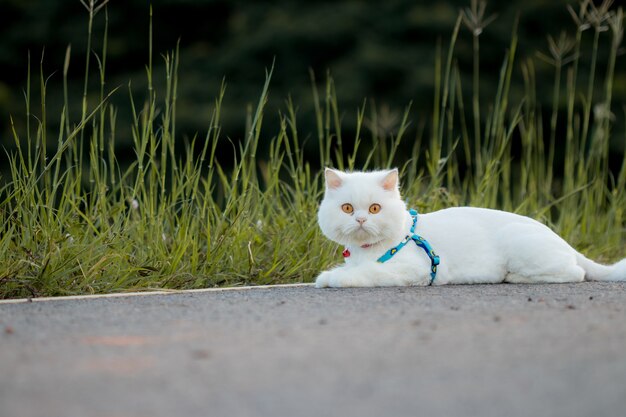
[315,168,626,288]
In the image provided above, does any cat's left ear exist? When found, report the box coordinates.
[325,168,343,190]
[381,169,399,191]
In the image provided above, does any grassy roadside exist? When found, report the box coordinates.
[1,0,625,299]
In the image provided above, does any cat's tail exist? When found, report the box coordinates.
[576,253,626,281]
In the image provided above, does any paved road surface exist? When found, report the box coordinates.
[1,282,626,417]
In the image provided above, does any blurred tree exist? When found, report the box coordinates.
[0,0,624,168]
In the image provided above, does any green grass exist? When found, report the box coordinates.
[1,0,625,299]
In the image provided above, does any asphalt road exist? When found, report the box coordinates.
[1,282,626,417]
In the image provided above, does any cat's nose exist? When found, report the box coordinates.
[356,217,367,225]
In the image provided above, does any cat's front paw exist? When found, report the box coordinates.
[315,270,335,288]
[315,269,368,288]
[315,270,352,288]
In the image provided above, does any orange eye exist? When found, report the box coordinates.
[341,204,354,214]
[369,204,381,214]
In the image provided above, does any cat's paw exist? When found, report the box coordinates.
[315,270,352,288]
[315,270,335,288]
[315,269,368,288]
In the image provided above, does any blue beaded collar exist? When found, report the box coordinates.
[376,209,440,284]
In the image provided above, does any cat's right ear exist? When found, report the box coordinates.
[325,168,343,190]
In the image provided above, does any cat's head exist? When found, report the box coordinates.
[318,168,407,247]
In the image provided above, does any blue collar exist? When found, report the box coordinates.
[377,209,440,284]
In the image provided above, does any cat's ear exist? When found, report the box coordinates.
[325,168,343,190]
[381,169,399,191]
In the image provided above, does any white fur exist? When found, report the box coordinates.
[315,168,626,288]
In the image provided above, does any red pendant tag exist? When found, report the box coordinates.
[342,248,351,258]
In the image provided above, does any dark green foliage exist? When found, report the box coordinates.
[1,0,623,162]
[0,0,624,299]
